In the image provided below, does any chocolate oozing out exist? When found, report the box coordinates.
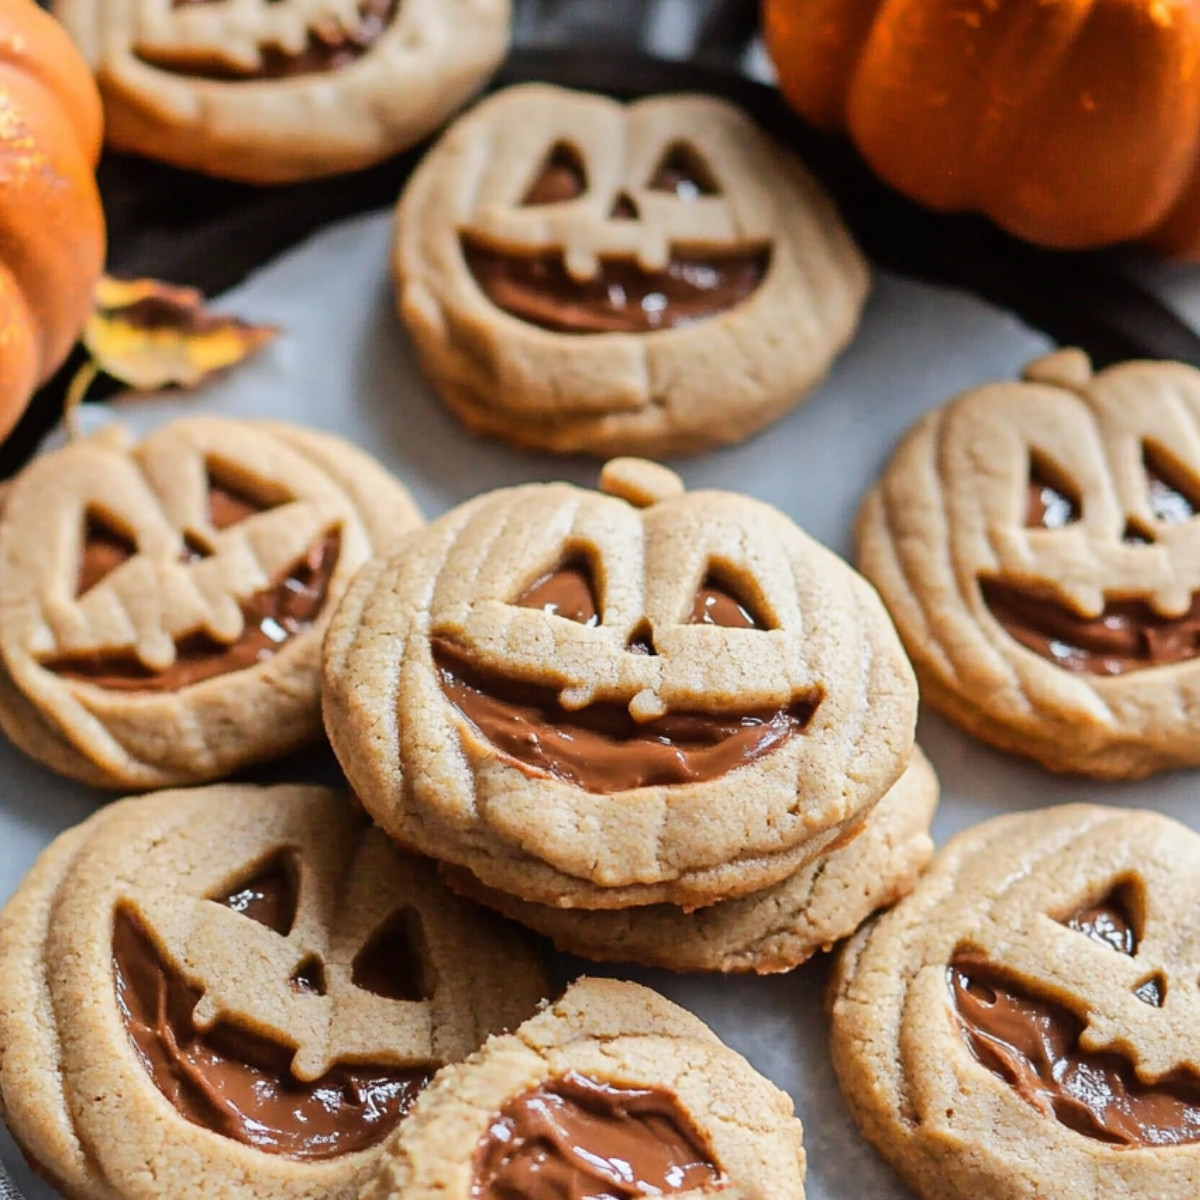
[47,531,340,691]
[140,0,396,80]
[112,908,432,1160]
[517,564,600,627]
[522,145,587,206]
[949,955,1200,1146]
[979,578,1200,676]
[216,856,298,936]
[77,518,136,597]
[470,1070,723,1200]
[433,637,816,794]
[352,910,434,1002]
[463,241,770,335]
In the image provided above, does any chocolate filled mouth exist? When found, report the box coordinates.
[980,578,1200,676]
[950,954,1200,1147]
[461,238,770,335]
[433,637,819,794]
[135,0,397,81]
[113,909,432,1160]
[45,531,341,692]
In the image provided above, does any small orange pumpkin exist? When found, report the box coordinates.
[0,0,105,443]
[764,0,1200,257]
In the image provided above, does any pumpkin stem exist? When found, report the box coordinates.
[599,458,685,507]
[1022,349,1093,393]
[63,359,101,441]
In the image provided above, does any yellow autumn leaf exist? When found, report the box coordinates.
[84,276,279,391]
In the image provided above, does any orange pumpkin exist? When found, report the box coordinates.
[764,0,1200,257]
[0,0,104,443]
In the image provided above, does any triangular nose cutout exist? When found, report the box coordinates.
[609,192,639,220]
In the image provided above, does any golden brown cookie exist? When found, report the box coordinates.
[0,418,421,789]
[830,804,1200,1200]
[858,349,1200,778]
[0,783,548,1200]
[365,976,806,1199]
[322,458,918,911]
[52,0,510,182]
[446,745,938,974]
[394,83,868,457]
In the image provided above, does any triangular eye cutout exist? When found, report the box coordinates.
[205,462,288,531]
[516,558,601,627]
[689,573,768,630]
[352,909,436,1002]
[521,143,587,206]
[1062,884,1139,956]
[1026,457,1080,529]
[290,957,327,996]
[1144,443,1200,524]
[648,143,719,199]
[77,512,136,598]
[1134,973,1166,1008]
[212,852,298,936]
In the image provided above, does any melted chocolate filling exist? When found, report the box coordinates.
[462,240,770,335]
[139,0,396,80]
[471,1071,723,1200]
[949,954,1200,1146]
[48,531,340,691]
[433,638,816,794]
[980,578,1200,676]
[113,906,432,1160]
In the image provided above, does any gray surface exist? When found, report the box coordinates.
[4,210,1200,1198]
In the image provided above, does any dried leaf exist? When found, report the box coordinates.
[85,276,278,392]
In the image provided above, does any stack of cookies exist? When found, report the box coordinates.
[322,455,938,973]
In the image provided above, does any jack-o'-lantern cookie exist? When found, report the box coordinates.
[830,804,1200,1200]
[323,458,918,910]
[859,349,1200,778]
[394,83,868,458]
[0,783,548,1200]
[0,418,421,789]
[445,745,938,974]
[52,0,510,182]
[365,976,806,1199]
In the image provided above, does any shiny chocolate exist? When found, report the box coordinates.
[463,241,769,335]
[471,1071,723,1200]
[434,636,814,794]
[518,565,599,627]
[49,531,340,691]
[949,953,1200,1146]
[980,578,1200,676]
[112,906,431,1160]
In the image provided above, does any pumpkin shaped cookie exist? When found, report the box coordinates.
[323,458,918,910]
[394,83,868,457]
[445,745,939,974]
[366,977,806,1200]
[0,783,548,1200]
[858,349,1200,778]
[831,804,1200,1200]
[52,0,510,182]
[0,418,421,789]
